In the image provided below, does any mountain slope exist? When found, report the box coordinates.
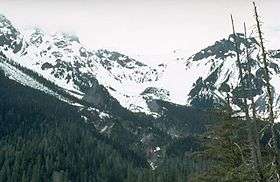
[0,15,165,114]
[0,69,155,181]
[0,56,220,173]
[183,34,280,119]
[1,14,280,120]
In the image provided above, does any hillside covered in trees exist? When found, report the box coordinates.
[0,1,280,182]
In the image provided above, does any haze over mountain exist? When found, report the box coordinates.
[1,0,280,63]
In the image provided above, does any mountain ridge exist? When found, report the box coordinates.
[1,14,280,121]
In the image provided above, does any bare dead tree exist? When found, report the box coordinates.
[253,2,280,179]
[226,91,232,115]
[230,15,260,180]
[244,22,265,181]
[219,82,232,116]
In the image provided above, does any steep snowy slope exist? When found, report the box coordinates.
[0,15,166,113]
[179,34,280,120]
[0,59,56,96]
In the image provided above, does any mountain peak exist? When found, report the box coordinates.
[0,15,27,55]
[0,14,10,23]
[189,33,258,62]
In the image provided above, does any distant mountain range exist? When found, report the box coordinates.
[1,14,280,121]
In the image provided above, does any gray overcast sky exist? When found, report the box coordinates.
[1,0,280,57]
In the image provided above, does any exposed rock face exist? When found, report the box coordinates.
[41,62,53,70]
[83,82,106,107]
[0,15,27,54]
[185,33,280,117]
[147,100,162,113]
[141,87,170,100]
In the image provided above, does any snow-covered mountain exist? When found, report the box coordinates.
[1,14,280,121]
[0,15,168,114]
[181,33,280,119]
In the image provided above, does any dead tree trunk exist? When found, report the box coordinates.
[226,92,232,114]
[231,15,263,181]
[253,2,280,179]
[244,22,265,181]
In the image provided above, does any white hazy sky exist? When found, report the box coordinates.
[0,0,279,57]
